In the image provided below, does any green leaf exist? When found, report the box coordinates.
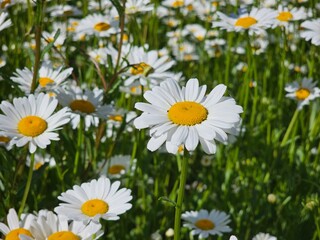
[40,29,60,59]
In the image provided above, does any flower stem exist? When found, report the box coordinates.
[18,153,35,217]
[280,109,300,147]
[174,153,188,240]
[74,118,83,175]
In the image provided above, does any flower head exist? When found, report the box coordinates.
[212,8,277,34]
[20,211,102,240]
[134,78,243,154]
[300,19,320,46]
[54,177,132,222]
[252,232,277,240]
[0,93,70,153]
[182,209,232,238]
[285,78,320,110]
[0,208,35,240]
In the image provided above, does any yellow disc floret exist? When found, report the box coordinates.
[195,219,215,230]
[108,164,126,174]
[130,62,154,77]
[94,22,111,32]
[168,101,208,126]
[172,0,184,7]
[235,16,257,28]
[295,88,310,100]
[18,116,47,137]
[277,11,293,22]
[6,228,33,240]
[81,199,109,217]
[70,100,95,114]
[39,77,54,87]
[47,231,80,240]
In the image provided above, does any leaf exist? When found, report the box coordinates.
[110,0,124,16]
[158,196,176,207]
[40,29,60,59]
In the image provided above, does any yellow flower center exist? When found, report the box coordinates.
[94,22,111,32]
[235,16,257,28]
[172,0,184,7]
[277,11,293,22]
[0,136,10,143]
[168,101,208,126]
[295,88,310,100]
[18,116,47,137]
[130,62,154,76]
[47,231,80,240]
[39,77,55,87]
[70,100,95,114]
[34,162,43,170]
[1,0,11,8]
[109,115,123,122]
[108,164,126,174]
[194,219,215,230]
[187,4,193,11]
[81,199,109,217]
[6,228,32,240]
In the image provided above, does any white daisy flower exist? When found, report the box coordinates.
[133,78,243,154]
[0,131,11,150]
[212,8,277,34]
[300,19,320,46]
[106,110,137,138]
[162,0,193,9]
[273,5,306,28]
[26,153,56,170]
[125,0,154,15]
[0,93,70,153]
[10,63,73,94]
[56,86,113,130]
[20,210,102,240]
[0,12,12,32]
[76,14,119,38]
[46,4,82,18]
[0,208,35,240]
[122,46,175,87]
[54,176,133,222]
[285,78,320,110]
[252,232,277,240]
[99,154,132,178]
[182,209,232,238]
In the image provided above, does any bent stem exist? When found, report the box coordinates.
[18,153,35,217]
[280,109,300,147]
[174,153,188,240]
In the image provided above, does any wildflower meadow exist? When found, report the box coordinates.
[0,0,320,239]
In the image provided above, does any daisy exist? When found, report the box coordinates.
[0,12,12,32]
[300,19,320,46]
[20,210,102,240]
[46,4,82,17]
[133,78,243,154]
[0,131,11,150]
[252,232,277,240]
[0,208,35,240]
[125,0,154,15]
[273,5,306,28]
[285,78,320,110]
[212,8,277,34]
[54,176,132,222]
[122,46,175,87]
[10,63,73,94]
[26,153,56,170]
[0,93,70,153]
[99,155,132,178]
[56,86,113,130]
[106,110,137,138]
[76,14,119,38]
[181,209,232,238]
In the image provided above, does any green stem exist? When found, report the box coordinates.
[280,109,300,147]
[174,153,188,240]
[18,153,35,217]
[73,118,83,175]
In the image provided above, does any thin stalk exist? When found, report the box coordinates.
[73,118,83,175]
[280,109,300,147]
[174,153,188,240]
[30,0,45,94]
[18,153,35,217]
